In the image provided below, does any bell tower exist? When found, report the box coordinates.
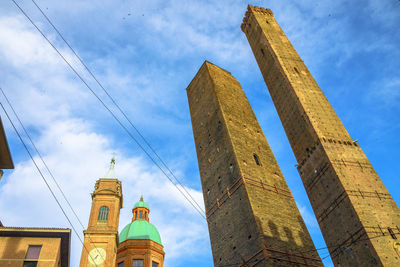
[79,158,123,267]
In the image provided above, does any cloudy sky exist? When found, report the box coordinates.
[1,0,399,266]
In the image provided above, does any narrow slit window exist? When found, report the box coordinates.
[261,48,265,56]
[98,206,109,222]
[253,154,261,166]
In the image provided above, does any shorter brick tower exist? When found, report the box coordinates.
[117,197,165,267]
[187,61,322,266]
[79,158,123,267]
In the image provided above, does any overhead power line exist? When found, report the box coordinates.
[10,0,206,220]
[0,100,99,267]
[0,87,105,264]
[30,0,205,215]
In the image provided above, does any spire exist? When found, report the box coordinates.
[104,157,116,178]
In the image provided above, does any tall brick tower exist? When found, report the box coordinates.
[79,158,123,267]
[242,5,400,265]
[187,61,322,266]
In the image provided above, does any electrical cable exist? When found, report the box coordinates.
[0,102,99,267]
[14,2,376,265]
[0,87,106,264]
[0,87,86,229]
[216,230,391,267]
[30,0,205,215]
[10,0,206,220]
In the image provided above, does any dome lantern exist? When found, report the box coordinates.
[132,195,150,222]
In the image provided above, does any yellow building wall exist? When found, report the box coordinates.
[0,236,61,267]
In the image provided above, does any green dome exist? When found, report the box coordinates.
[119,220,162,244]
[134,199,149,209]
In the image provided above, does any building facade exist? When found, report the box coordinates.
[241,5,400,265]
[187,61,322,266]
[117,197,164,267]
[0,225,70,267]
[79,159,123,267]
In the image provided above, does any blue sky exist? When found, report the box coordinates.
[0,0,399,266]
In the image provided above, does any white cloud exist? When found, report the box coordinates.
[0,12,210,267]
[0,112,209,266]
[1,1,399,267]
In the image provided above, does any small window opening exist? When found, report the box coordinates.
[139,211,143,219]
[135,211,137,219]
[248,235,252,239]
[294,67,300,74]
[253,154,261,166]
[261,48,265,56]
[24,245,42,267]
[388,228,397,239]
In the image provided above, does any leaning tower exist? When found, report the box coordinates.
[241,5,400,266]
[187,61,322,266]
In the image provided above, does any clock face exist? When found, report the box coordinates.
[88,247,106,265]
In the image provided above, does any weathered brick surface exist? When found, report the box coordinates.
[80,178,123,267]
[187,61,322,266]
[241,5,400,266]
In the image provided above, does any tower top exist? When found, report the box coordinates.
[241,5,274,32]
[186,61,233,92]
[103,157,116,178]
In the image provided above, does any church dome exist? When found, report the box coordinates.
[118,197,162,245]
[119,220,162,244]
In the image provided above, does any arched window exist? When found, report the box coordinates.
[98,206,109,222]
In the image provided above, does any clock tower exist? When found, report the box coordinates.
[79,158,123,267]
